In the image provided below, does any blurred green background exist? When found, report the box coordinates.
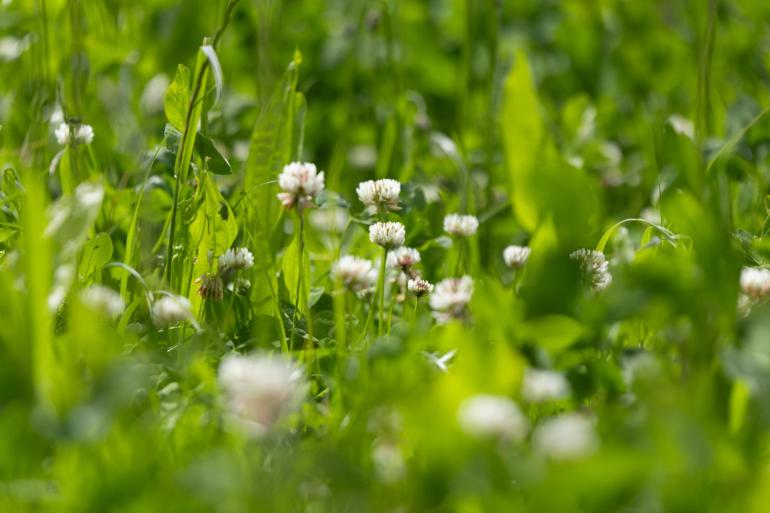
[3,0,770,511]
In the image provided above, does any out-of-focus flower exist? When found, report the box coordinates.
[570,249,612,291]
[371,440,406,484]
[309,207,349,233]
[218,353,306,437]
[503,245,530,269]
[521,368,570,403]
[443,214,479,237]
[533,413,599,460]
[219,247,254,273]
[356,179,401,213]
[80,285,124,319]
[196,273,224,301]
[332,255,378,295]
[277,162,325,209]
[55,122,94,145]
[407,277,433,298]
[387,246,420,273]
[457,394,528,441]
[740,267,770,300]
[369,222,405,249]
[152,294,195,328]
[429,276,473,324]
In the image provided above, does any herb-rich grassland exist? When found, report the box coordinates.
[2,1,770,511]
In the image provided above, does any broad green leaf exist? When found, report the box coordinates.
[244,51,302,237]
[164,64,191,132]
[196,133,231,175]
[282,226,310,316]
[518,314,585,352]
[78,232,113,280]
[501,49,545,232]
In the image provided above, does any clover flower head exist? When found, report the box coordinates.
[197,273,225,301]
[332,255,378,294]
[369,221,405,249]
[407,277,433,298]
[533,413,599,460]
[277,162,325,209]
[218,353,307,437]
[55,122,94,145]
[740,267,770,300]
[503,245,530,269]
[80,285,124,319]
[457,394,528,441]
[386,246,420,272]
[521,368,571,403]
[570,248,612,291]
[219,247,255,273]
[429,275,473,324]
[443,214,479,237]
[356,179,401,213]
[151,294,195,328]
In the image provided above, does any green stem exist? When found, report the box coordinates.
[377,247,387,337]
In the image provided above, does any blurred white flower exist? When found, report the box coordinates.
[332,255,378,294]
[533,413,599,461]
[151,294,195,328]
[356,178,401,213]
[277,162,325,209]
[443,214,478,237]
[503,245,530,269]
[521,368,570,403]
[309,207,349,233]
[80,285,125,319]
[55,122,94,145]
[407,277,433,298]
[219,247,254,273]
[369,221,405,249]
[387,246,420,272]
[371,440,406,484]
[140,73,170,113]
[429,276,473,324]
[218,353,307,437]
[740,267,770,300]
[196,273,224,301]
[570,249,612,291]
[457,394,528,441]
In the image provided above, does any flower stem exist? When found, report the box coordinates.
[377,247,387,337]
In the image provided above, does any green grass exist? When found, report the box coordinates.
[2,0,770,511]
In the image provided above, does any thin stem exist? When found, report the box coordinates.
[377,247,387,337]
[289,209,305,351]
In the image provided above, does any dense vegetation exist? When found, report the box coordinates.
[2,0,770,511]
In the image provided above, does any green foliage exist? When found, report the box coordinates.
[2,0,770,512]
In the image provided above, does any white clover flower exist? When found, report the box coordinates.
[521,368,571,403]
[443,214,479,237]
[80,285,125,319]
[457,394,528,441]
[151,294,195,328]
[407,277,433,298]
[276,162,325,209]
[570,248,612,291]
[55,122,94,145]
[429,275,473,324]
[533,413,599,461]
[371,440,406,484]
[740,267,770,300]
[219,247,255,273]
[503,245,530,269]
[218,353,307,437]
[331,255,378,294]
[356,179,401,213]
[369,221,405,249]
[386,246,420,272]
